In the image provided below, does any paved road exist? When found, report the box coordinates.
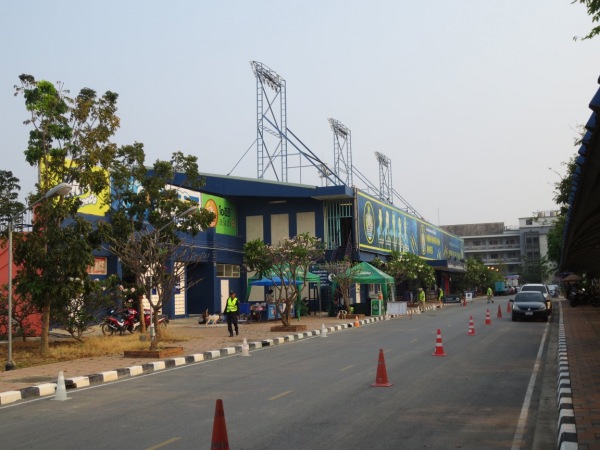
[0,300,556,449]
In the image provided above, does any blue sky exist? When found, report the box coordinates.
[1,0,598,226]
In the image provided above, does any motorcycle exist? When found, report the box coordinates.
[142,308,169,330]
[101,307,169,335]
[101,307,139,335]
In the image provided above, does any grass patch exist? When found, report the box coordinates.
[0,331,189,372]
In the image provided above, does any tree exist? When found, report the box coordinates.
[384,251,435,290]
[573,0,600,40]
[321,259,361,314]
[13,75,119,353]
[244,233,325,327]
[101,147,215,348]
[0,286,38,341]
[456,257,504,294]
[547,155,577,264]
[0,170,25,231]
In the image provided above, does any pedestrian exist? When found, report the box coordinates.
[266,289,275,303]
[224,291,239,337]
[438,286,444,309]
[487,286,494,303]
[418,288,426,312]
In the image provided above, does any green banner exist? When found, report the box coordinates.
[203,194,237,236]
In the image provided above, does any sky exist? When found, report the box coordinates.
[1,0,599,227]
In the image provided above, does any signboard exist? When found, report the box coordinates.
[203,194,237,236]
[356,191,463,260]
[41,158,110,216]
[87,257,107,275]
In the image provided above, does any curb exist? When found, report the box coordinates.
[557,301,578,450]
[1,315,406,406]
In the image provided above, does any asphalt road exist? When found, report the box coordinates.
[0,299,557,450]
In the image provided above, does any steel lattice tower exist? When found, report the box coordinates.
[375,151,393,204]
[328,118,353,187]
[250,61,288,182]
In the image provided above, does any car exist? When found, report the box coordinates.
[520,283,552,314]
[511,291,549,322]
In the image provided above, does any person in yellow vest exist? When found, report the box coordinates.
[438,287,444,309]
[487,286,494,304]
[418,288,426,312]
[224,291,239,337]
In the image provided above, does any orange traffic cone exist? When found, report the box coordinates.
[507,300,512,313]
[497,304,503,319]
[485,309,492,325]
[211,399,230,450]
[432,329,447,356]
[372,348,393,387]
[354,315,360,327]
[462,297,467,307]
[467,316,476,336]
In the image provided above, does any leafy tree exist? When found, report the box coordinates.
[0,286,38,341]
[0,170,25,232]
[321,259,361,314]
[384,251,435,290]
[456,257,504,294]
[13,75,119,353]
[547,155,577,264]
[244,233,325,327]
[573,0,600,40]
[101,147,215,347]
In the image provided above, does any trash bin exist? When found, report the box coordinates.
[371,299,382,317]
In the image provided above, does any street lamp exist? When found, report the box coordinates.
[5,182,71,371]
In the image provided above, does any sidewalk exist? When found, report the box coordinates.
[559,298,600,449]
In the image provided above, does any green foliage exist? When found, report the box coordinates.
[385,251,435,288]
[244,233,325,326]
[51,278,113,342]
[573,0,600,40]
[104,147,215,346]
[0,286,38,341]
[13,75,121,352]
[456,257,504,293]
[0,170,25,233]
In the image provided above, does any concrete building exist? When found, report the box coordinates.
[441,210,558,284]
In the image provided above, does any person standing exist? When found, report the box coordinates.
[224,291,239,337]
[418,288,426,312]
[438,287,444,309]
[487,286,494,303]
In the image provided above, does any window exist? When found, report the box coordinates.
[490,253,499,259]
[526,219,533,225]
[217,264,240,278]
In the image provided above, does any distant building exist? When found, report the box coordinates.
[441,210,559,284]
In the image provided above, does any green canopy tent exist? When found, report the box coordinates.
[332,261,395,303]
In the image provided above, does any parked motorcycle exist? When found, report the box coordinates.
[101,307,139,335]
[101,307,168,335]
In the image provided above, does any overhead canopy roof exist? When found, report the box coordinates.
[561,76,600,274]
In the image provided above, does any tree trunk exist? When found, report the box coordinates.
[40,302,50,354]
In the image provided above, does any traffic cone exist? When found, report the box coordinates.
[211,399,230,449]
[485,309,492,325]
[53,371,70,401]
[462,297,467,307]
[497,304,503,319]
[507,300,512,313]
[372,349,393,387]
[320,323,328,338]
[432,329,447,356]
[354,315,360,327]
[241,338,250,356]
[467,316,476,336]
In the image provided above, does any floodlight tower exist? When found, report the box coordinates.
[328,118,353,187]
[250,61,288,182]
[375,151,393,204]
